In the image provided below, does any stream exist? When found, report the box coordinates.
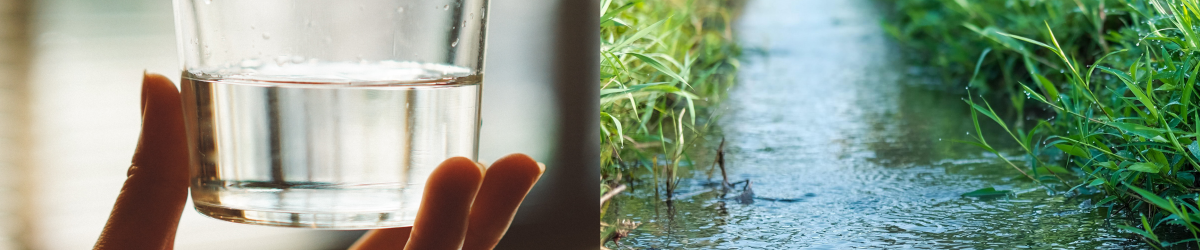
[606,0,1145,249]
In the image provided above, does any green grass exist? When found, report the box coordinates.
[886,0,1200,247]
[599,0,741,245]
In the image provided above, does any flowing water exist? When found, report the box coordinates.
[606,0,1144,248]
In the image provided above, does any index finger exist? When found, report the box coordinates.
[351,157,485,250]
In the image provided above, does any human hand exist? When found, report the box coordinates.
[93,73,545,250]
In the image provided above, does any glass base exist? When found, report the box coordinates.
[194,203,415,229]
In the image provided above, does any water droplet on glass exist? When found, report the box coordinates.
[239,59,262,68]
[451,38,459,47]
[397,7,405,13]
[275,56,289,66]
[443,5,449,10]
[262,33,271,40]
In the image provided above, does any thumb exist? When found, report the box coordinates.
[94,72,190,250]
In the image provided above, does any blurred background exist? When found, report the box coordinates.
[0,0,596,249]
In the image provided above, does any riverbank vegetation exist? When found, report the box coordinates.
[886,0,1200,247]
[599,0,742,247]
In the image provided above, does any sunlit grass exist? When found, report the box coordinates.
[598,0,741,246]
[888,0,1200,247]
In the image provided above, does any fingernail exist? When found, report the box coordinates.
[536,162,546,174]
[140,73,150,114]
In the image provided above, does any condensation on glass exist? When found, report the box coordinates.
[173,0,489,229]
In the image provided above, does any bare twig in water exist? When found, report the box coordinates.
[711,138,729,188]
[737,179,754,204]
[600,184,628,209]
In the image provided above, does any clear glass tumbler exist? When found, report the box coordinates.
[173,0,488,229]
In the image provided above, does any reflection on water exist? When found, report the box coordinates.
[606,0,1142,248]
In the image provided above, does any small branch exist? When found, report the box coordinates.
[601,184,628,209]
[716,138,729,186]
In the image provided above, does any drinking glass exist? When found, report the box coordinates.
[173,0,488,229]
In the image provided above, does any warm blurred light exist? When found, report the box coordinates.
[24,0,363,249]
[0,0,31,249]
